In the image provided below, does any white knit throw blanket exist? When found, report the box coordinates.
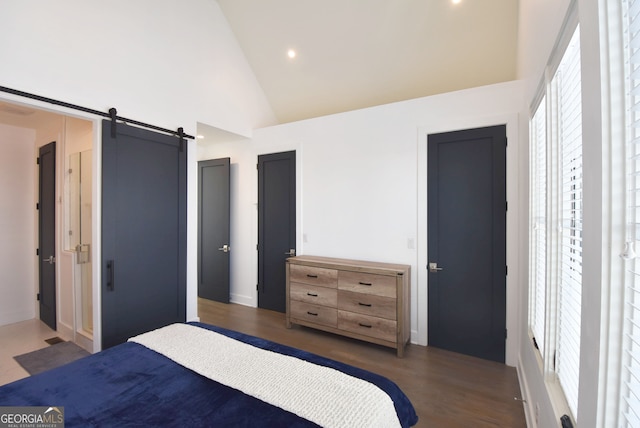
[129,323,401,428]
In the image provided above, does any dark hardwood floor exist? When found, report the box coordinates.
[198,298,526,428]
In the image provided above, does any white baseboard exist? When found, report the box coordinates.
[74,331,93,353]
[517,356,536,428]
[230,293,255,307]
[0,309,36,327]
[56,320,74,341]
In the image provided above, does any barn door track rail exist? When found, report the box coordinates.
[0,85,194,144]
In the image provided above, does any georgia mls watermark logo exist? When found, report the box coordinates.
[0,406,64,428]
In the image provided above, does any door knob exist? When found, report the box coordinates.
[218,244,230,253]
[284,249,296,256]
[43,255,56,264]
[428,262,443,272]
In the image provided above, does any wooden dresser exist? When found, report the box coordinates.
[286,255,411,357]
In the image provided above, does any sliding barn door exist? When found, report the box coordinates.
[102,120,187,349]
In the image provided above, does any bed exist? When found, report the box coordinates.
[0,322,418,427]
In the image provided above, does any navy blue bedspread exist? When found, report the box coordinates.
[0,322,418,427]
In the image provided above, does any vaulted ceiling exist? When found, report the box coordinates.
[217,0,519,124]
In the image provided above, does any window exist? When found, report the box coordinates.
[552,26,583,417]
[620,0,640,425]
[528,24,582,419]
[530,98,547,356]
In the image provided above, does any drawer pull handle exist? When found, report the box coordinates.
[307,274,318,278]
[358,302,372,307]
[359,323,372,328]
[307,311,318,316]
[307,293,318,297]
[359,281,372,286]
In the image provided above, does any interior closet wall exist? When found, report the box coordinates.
[0,124,36,325]
[0,114,77,339]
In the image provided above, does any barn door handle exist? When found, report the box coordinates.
[284,249,296,256]
[107,260,115,291]
[43,255,56,264]
[218,244,230,253]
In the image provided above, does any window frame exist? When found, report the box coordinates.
[527,11,582,422]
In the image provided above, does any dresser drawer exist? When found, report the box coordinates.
[291,283,337,307]
[338,271,396,297]
[338,290,396,320]
[338,311,397,343]
[290,301,337,327]
[290,264,338,288]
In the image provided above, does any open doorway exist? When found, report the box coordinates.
[0,100,95,351]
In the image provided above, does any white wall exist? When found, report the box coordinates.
[65,118,93,154]
[198,79,523,365]
[0,117,69,331]
[517,0,573,100]
[0,0,278,344]
[516,0,606,427]
[0,0,276,137]
[0,111,86,344]
[0,124,36,325]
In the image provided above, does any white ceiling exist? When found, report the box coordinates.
[0,101,61,130]
[217,0,519,124]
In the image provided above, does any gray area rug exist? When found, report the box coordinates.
[14,341,90,375]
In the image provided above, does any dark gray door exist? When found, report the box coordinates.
[102,120,187,349]
[258,151,296,313]
[38,142,56,331]
[198,158,230,303]
[427,125,506,363]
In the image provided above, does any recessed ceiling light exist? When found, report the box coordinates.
[452,0,461,4]
[287,49,297,59]
[196,135,204,139]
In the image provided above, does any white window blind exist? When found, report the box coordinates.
[530,98,547,356]
[552,26,583,418]
[621,0,640,425]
